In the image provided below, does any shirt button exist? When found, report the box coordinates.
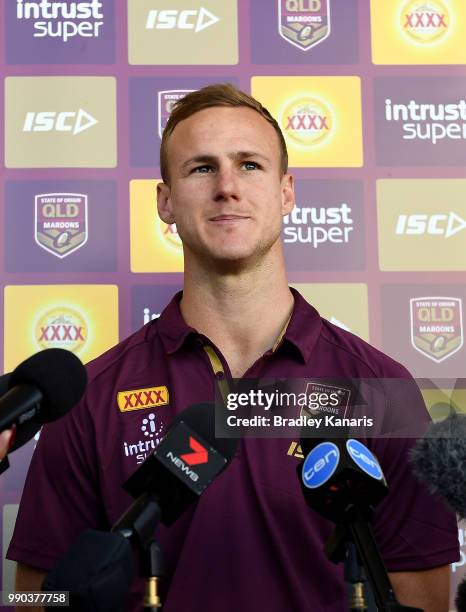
[216,371,225,380]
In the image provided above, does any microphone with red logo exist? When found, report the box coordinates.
[118,401,237,528]
[42,403,237,611]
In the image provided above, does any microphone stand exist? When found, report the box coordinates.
[112,491,164,610]
[324,504,423,612]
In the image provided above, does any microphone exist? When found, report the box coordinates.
[42,403,237,611]
[298,437,389,524]
[410,412,466,519]
[42,530,134,612]
[456,576,466,612]
[120,401,238,527]
[0,348,87,434]
[298,439,423,611]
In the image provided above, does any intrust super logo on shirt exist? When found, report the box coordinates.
[251,76,363,168]
[371,0,466,65]
[117,386,169,413]
[130,180,184,273]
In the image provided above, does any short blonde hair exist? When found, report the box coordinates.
[160,83,288,184]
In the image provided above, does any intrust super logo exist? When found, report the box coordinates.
[282,96,333,147]
[35,306,88,353]
[283,203,353,247]
[252,77,362,167]
[400,0,450,44]
[377,179,466,271]
[16,0,104,42]
[410,297,463,362]
[384,97,466,145]
[117,386,169,413]
[375,78,466,166]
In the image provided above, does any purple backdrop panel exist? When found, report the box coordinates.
[129,76,238,169]
[374,76,466,166]
[5,181,117,273]
[251,0,358,65]
[131,284,183,333]
[283,180,365,271]
[381,284,466,379]
[5,0,115,64]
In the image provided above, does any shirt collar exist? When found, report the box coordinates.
[155,287,321,363]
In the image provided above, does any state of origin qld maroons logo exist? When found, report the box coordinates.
[35,193,88,258]
[410,297,463,362]
[157,90,193,138]
[278,0,331,51]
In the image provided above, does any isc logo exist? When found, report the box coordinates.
[395,212,466,238]
[145,8,219,32]
[23,109,98,135]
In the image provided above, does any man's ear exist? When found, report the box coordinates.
[157,182,175,224]
[281,173,295,217]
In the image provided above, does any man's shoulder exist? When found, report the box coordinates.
[85,320,160,386]
[318,317,411,379]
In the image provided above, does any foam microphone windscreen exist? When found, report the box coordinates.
[9,348,87,423]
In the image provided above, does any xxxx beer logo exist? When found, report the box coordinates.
[282,96,333,147]
[410,297,463,362]
[159,218,183,252]
[401,0,450,44]
[117,385,169,413]
[35,307,88,353]
[278,0,330,51]
[35,193,88,258]
[157,90,193,139]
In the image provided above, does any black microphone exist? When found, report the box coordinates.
[42,403,237,611]
[456,576,466,612]
[42,530,134,612]
[120,401,238,527]
[0,348,87,434]
[298,436,389,524]
[410,412,466,519]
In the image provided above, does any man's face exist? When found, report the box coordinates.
[157,106,295,268]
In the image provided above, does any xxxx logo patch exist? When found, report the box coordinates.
[117,385,169,413]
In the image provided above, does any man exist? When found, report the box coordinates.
[8,84,458,611]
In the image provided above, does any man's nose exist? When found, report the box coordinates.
[213,166,239,201]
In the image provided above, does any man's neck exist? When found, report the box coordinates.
[180,250,294,377]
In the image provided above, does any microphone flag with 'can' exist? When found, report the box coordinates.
[298,437,388,524]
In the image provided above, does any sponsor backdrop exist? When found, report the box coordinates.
[1,0,465,608]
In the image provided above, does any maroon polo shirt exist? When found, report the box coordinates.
[8,289,459,612]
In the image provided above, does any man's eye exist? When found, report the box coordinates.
[242,161,259,170]
[192,165,213,173]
